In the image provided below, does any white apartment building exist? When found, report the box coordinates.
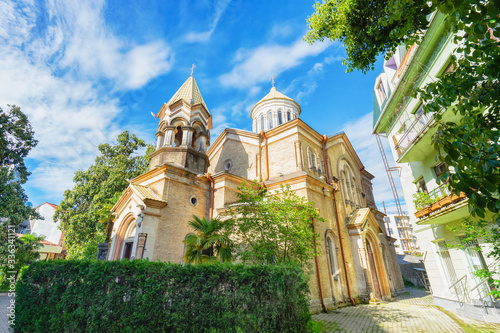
[372,11,499,322]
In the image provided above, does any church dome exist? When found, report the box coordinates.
[250,86,301,133]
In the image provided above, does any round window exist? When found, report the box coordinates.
[189,195,198,206]
[224,159,233,171]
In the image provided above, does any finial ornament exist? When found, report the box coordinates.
[270,74,276,87]
[191,63,196,76]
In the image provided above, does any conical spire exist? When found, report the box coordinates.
[166,75,208,111]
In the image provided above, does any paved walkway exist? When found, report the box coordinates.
[0,293,13,332]
[313,288,500,333]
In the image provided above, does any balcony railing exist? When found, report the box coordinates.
[413,183,467,218]
[394,112,434,156]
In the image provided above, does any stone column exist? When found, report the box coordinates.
[295,141,303,170]
[156,133,164,150]
[181,126,194,147]
[136,233,147,259]
[163,126,175,147]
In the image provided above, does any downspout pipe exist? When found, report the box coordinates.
[206,173,214,220]
[312,220,328,313]
[260,131,270,181]
[322,135,356,306]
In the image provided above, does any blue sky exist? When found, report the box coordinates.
[1,0,405,213]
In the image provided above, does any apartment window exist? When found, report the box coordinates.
[437,241,458,285]
[395,217,403,226]
[434,162,448,178]
[415,177,427,193]
[388,228,393,235]
[398,229,406,239]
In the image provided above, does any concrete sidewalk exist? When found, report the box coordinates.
[0,293,13,333]
[313,288,500,333]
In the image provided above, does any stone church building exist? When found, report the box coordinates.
[105,74,404,311]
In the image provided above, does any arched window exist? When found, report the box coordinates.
[287,111,291,121]
[277,110,283,125]
[268,111,273,129]
[326,235,339,281]
[260,114,264,131]
[122,223,136,260]
[308,148,316,170]
[174,126,183,147]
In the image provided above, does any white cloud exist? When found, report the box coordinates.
[219,38,331,89]
[184,0,231,43]
[270,24,293,39]
[50,0,174,90]
[0,0,168,203]
[341,113,408,213]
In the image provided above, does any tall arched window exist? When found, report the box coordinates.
[174,126,183,147]
[122,223,136,260]
[326,235,339,281]
[277,110,283,125]
[260,114,264,131]
[268,111,273,129]
[307,147,316,170]
[287,111,291,121]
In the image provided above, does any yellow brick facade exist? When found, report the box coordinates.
[106,77,404,313]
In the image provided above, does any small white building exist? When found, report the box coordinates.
[384,214,417,255]
[30,202,64,260]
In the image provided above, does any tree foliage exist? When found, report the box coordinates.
[222,182,324,267]
[306,0,500,292]
[183,216,233,264]
[55,131,153,259]
[0,105,40,287]
[0,105,40,226]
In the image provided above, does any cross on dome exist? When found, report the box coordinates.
[270,74,276,87]
[191,63,196,76]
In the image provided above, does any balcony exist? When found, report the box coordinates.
[413,183,468,224]
[394,112,435,162]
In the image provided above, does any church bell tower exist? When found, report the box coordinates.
[149,73,212,173]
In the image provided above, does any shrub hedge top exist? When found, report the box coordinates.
[16,260,312,333]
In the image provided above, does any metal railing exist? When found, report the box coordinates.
[395,112,434,156]
[449,259,499,313]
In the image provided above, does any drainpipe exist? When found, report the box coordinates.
[322,135,356,306]
[312,220,328,313]
[206,173,214,219]
[260,131,270,181]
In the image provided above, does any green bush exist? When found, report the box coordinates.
[16,260,312,332]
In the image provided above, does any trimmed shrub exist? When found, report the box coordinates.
[16,260,312,332]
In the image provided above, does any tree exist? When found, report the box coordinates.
[183,216,233,264]
[55,131,153,259]
[0,105,40,286]
[306,0,500,293]
[0,234,44,289]
[222,181,324,267]
[0,105,40,226]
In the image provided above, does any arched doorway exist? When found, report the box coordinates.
[366,239,382,299]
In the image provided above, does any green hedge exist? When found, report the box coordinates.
[16,260,312,332]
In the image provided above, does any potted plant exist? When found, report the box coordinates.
[413,192,432,218]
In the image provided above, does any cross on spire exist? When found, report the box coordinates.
[191,63,196,76]
[270,74,276,87]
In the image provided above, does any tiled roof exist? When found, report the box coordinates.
[131,184,166,203]
[167,75,208,110]
[254,87,295,106]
